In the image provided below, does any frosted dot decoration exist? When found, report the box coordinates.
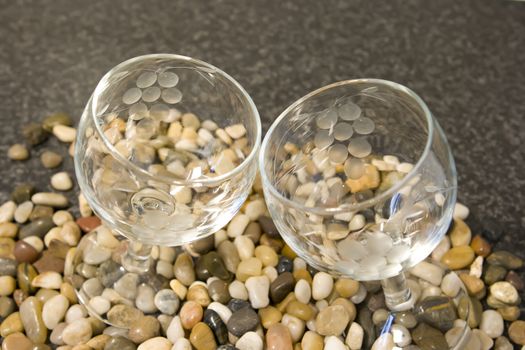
[158,71,179,88]
[328,144,349,164]
[162,87,183,104]
[344,158,365,179]
[142,87,162,103]
[128,103,148,121]
[348,138,372,158]
[333,122,353,141]
[338,101,361,121]
[353,117,375,135]
[314,130,335,150]
[122,88,142,105]
[136,71,157,88]
[316,110,338,129]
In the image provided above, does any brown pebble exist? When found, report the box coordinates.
[459,273,485,297]
[128,316,160,344]
[1,332,33,350]
[266,323,293,350]
[40,151,63,169]
[14,241,39,263]
[335,278,360,298]
[505,270,524,291]
[508,320,525,345]
[498,305,520,321]
[470,235,491,257]
[189,322,217,350]
[180,301,203,330]
[76,216,101,233]
[33,252,65,274]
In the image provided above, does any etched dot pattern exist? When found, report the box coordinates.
[162,88,183,104]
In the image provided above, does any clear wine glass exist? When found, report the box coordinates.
[66,54,261,325]
[259,79,470,348]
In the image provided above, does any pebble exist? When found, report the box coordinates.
[107,305,144,328]
[245,275,270,309]
[217,240,240,273]
[135,284,157,313]
[236,331,263,350]
[128,316,160,344]
[470,255,484,278]
[0,311,23,337]
[31,193,69,208]
[441,245,475,270]
[89,296,110,315]
[484,264,507,285]
[490,281,519,305]
[480,309,504,338]
[266,323,293,350]
[104,336,137,350]
[410,261,444,285]
[431,236,451,261]
[459,273,485,296]
[53,125,77,142]
[371,333,394,350]
[508,320,525,345]
[14,201,33,224]
[40,151,63,168]
[440,272,462,297]
[412,323,448,350]
[62,318,92,346]
[227,306,260,337]
[498,305,520,321]
[312,272,333,300]
[487,251,524,270]
[11,184,35,204]
[270,272,294,303]
[19,296,47,343]
[203,308,228,345]
[449,218,471,247]
[495,336,513,350]
[179,301,203,330]
[0,222,18,238]
[0,275,16,296]
[153,289,179,315]
[29,206,54,222]
[51,172,74,191]
[1,332,34,350]
[137,337,172,350]
[301,331,324,350]
[315,305,350,336]
[42,294,69,329]
[236,257,262,281]
[470,234,491,257]
[174,253,196,286]
[227,214,250,238]
[31,271,62,289]
[7,144,29,160]
[453,202,470,220]
[65,304,88,323]
[0,201,16,223]
[473,328,494,350]
[324,335,347,350]
[294,279,312,304]
[189,322,217,350]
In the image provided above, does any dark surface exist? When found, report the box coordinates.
[0,0,524,254]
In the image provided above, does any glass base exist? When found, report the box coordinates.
[364,268,471,349]
[65,231,180,327]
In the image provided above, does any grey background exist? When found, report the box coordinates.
[0,0,524,256]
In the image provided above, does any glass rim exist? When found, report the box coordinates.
[88,53,262,186]
[259,78,435,214]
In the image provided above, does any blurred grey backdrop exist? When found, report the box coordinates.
[0,0,523,253]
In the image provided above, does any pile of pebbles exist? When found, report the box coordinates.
[1,113,524,350]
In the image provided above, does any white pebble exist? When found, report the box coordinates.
[350,284,367,304]
[53,125,77,143]
[172,338,191,350]
[0,201,16,223]
[441,272,462,297]
[470,256,484,278]
[14,201,33,223]
[473,329,494,350]
[295,279,312,304]
[480,309,504,338]
[282,314,305,343]
[262,266,278,283]
[65,304,88,323]
[490,282,519,305]
[31,271,62,289]
[391,325,411,346]
[244,199,266,221]
[207,302,232,324]
[166,316,185,343]
[43,294,69,329]
[52,210,74,226]
[31,192,68,208]
[51,172,73,191]
[228,280,249,300]
[367,232,393,255]
[346,322,364,349]
[61,318,92,346]
[453,202,470,220]
[410,261,444,286]
[89,296,111,315]
[349,214,366,231]
[324,335,347,350]
[371,333,395,350]
[234,235,255,260]
[431,236,451,261]
[236,331,263,350]
[225,124,247,139]
[227,213,250,238]
[312,272,333,300]
[137,337,172,350]
[396,162,414,173]
[245,275,270,309]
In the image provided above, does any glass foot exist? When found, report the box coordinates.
[65,230,181,327]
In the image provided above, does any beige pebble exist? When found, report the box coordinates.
[14,201,33,224]
[7,144,29,160]
[53,125,77,143]
[0,201,17,223]
[51,172,73,191]
[31,193,69,208]
[225,124,247,139]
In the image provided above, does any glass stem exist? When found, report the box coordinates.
[121,240,153,274]
[381,271,414,311]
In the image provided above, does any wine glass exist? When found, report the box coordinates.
[66,54,261,325]
[259,79,470,348]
